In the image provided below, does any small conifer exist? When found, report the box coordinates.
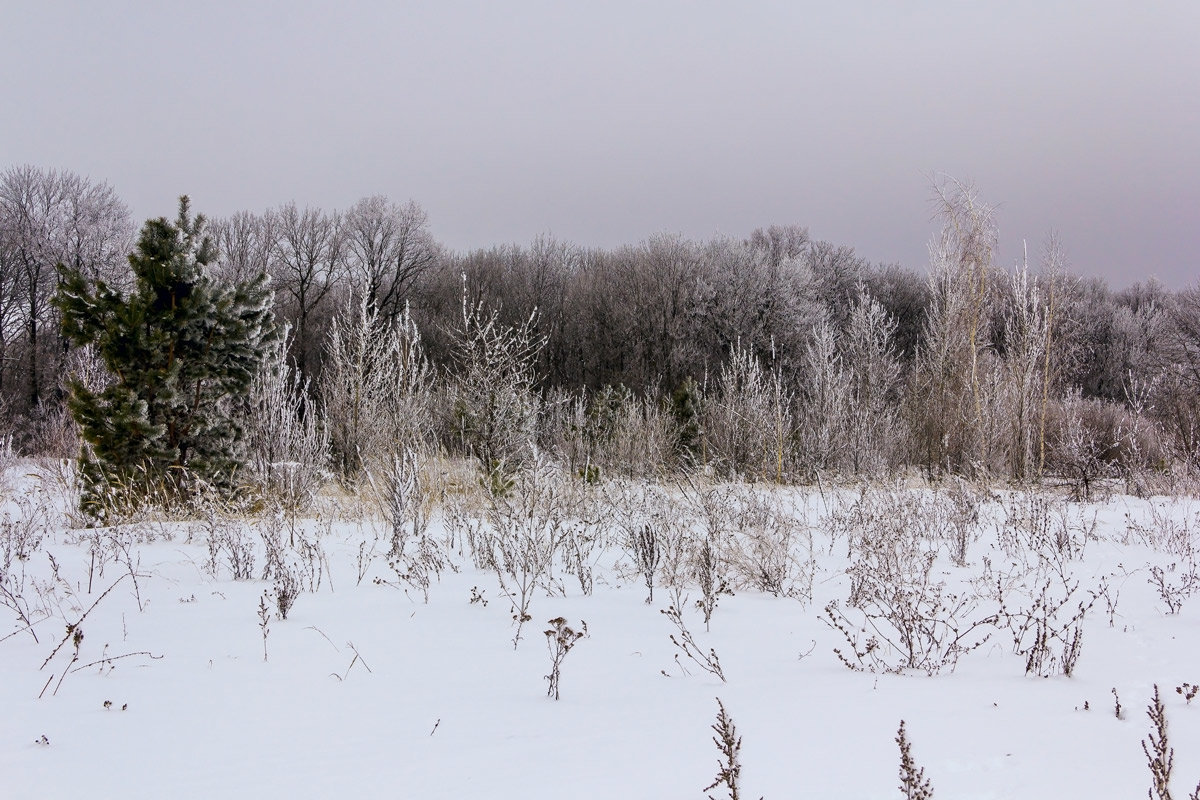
[56,196,276,515]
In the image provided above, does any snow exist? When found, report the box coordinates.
[3,464,1200,799]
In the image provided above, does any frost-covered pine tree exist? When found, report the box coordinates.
[55,196,277,513]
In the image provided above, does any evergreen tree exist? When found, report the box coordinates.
[671,376,704,464]
[55,197,277,513]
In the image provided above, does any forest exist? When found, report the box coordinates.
[1,163,1196,497]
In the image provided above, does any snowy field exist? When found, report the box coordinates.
[3,460,1200,799]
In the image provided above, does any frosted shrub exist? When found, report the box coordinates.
[686,483,739,629]
[451,284,545,492]
[369,448,436,561]
[464,456,570,647]
[559,504,600,596]
[322,297,392,479]
[999,492,1094,567]
[558,385,677,481]
[829,485,939,580]
[1146,562,1199,616]
[939,478,986,568]
[703,341,791,482]
[199,502,255,581]
[366,448,446,602]
[825,546,994,676]
[0,491,51,568]
[1046,388,1115,501]
[629,522,662,604]
[722,486,814,602]
[607,392,676,479]
[993,570,1099,677]
[1127,502,1198,560]
[825,486,994,675]
[322,297,436,481]
[537,388,589,478]
[824,583,993,676]
[242,331,329,511]
[606,480,691,606]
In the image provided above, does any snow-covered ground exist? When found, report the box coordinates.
[3,462,1200,799]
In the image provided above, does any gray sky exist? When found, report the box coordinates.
[3,1,1197,287]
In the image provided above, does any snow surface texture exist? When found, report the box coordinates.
[3,463,1200,799]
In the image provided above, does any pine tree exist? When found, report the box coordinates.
[55,196,277,515]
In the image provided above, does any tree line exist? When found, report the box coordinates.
[2,164,1198,495]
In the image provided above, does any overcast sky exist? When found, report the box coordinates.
[2,1,1196,287]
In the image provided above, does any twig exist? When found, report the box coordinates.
[70,650,163,673]
[304,625,340,651]
[40,574,128,671]
[0,619,43,645]
[330,641,372,680]
[346,641,372,673]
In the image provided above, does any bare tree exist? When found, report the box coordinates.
[913,176,1001,476]
[796,312,848,476]
[0,165,132,413]
[624,234,708,391]
[1149,281,1200,469]
[0,215,24,411]
[270,202,345,383]
[1037,234,1069,478]
[843,287,903,477]
[1002,251,1050,481]
[343,196,437,325]
[210,210,278,284]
